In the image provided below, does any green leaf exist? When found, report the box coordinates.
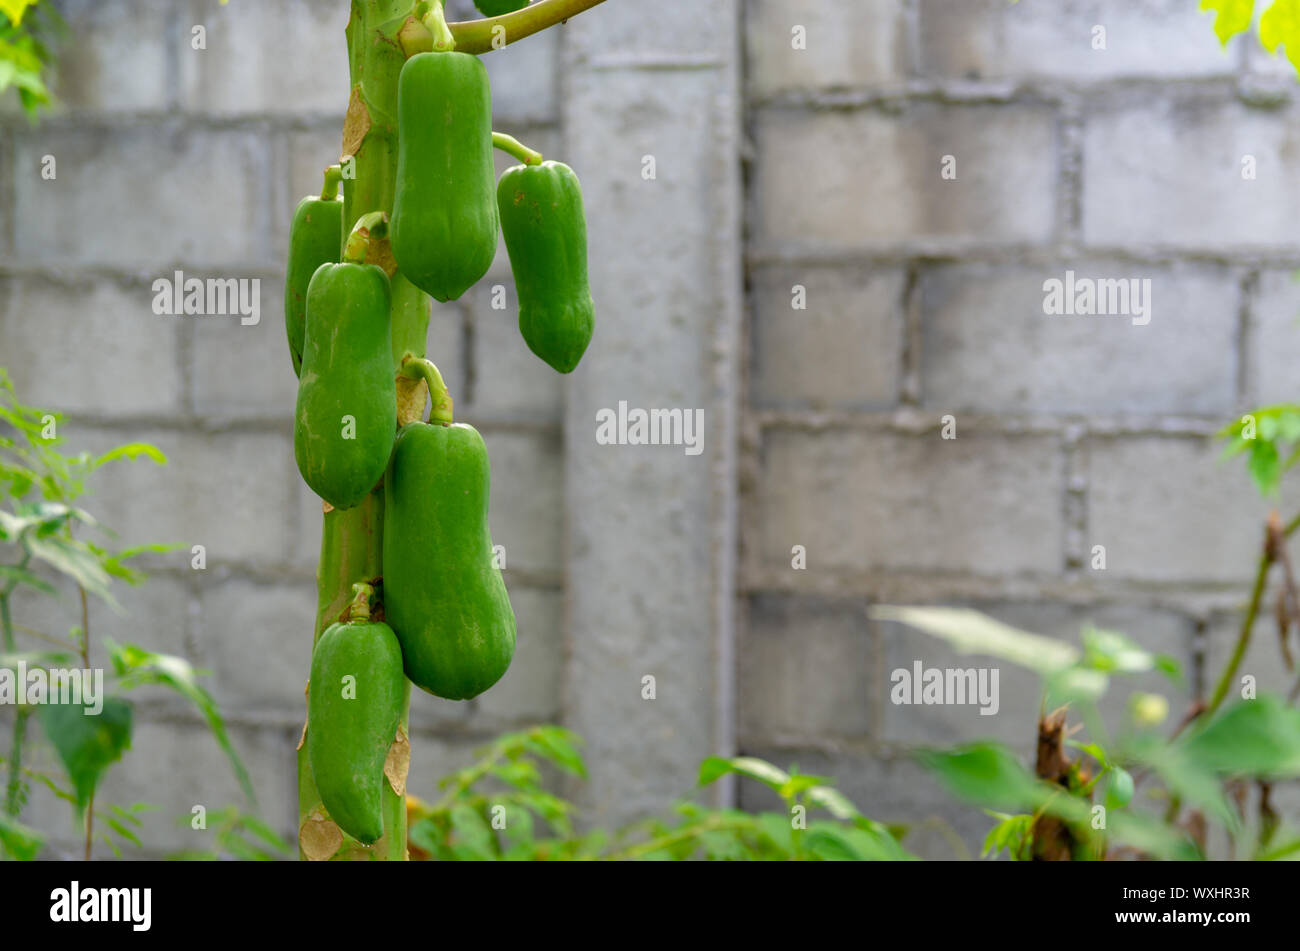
[0,562,55,594]
[91,442,167,469]
[1261,0,1300,74]
[1079,625,1161,675]
[806,784,861,820]
[0,810,43,860]
[448,804,498,860]
[36,697,133,816]
[871,606,1079,675]
[697,755,791,792]
[757,811,795,854]
[1201,0,1256,44]
[104,815,143,849]
[916,742,1048,810]
[524,726,586,777]
[107,641,256,806]
[1179,694,1300,776]
[0,1,38,27]
[981,811,1034,860]
[804,821,916,861]
[22,532,116,607]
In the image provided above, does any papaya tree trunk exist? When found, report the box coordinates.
[297,0,425,862]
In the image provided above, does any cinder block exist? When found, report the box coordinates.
[14,125,273,269]
[1085,435,1300,583]
[747,0,907,96]
[739,594,874,742]
[483,428,563,580]
[919,261,1237,415]
[0,277,184,418]
[752,265,904,410]
[1083,101,1300,250]
[918,0,1235,81]
[195,577,316,712]
[462,279,564,422]
[51,0,173,112]
[1250,268,1300,405]
[178,0,351,115]
[753,103,1057,252]
[67,427,296,571]
[564,0,735,60]
[189,293,299,422]
[483,25,559,124]
[287,128,347,206]
[754,429,1065,576]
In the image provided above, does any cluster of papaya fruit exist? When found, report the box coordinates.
[281,11,594,846]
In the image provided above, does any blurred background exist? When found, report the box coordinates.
[3,0,1299,858]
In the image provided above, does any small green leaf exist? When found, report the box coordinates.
[1261,0,1300,74]
[91,443,167,469]
[524,726,586,777]
[916,742,1047,809]
[1200,0,1255,45]
[36,697,133,816]
[871,606,1079,675]
[806,784,860,820]
[697,756,791,792]
[0,810,43,860]
[0,563,55,594]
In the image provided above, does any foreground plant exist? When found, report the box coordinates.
[0,370,255,860]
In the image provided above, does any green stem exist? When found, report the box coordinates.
[403,0,610,56]
[1207,539,1272,715]
[296,0,419,862]
[343,211,389,265]
[492,131,543,166]
[320,164,343,201]
[0,552,30,652]
[399,352,454,424]
[4,708,29,817]
[422,0,456,51]
[2,552,31,817]
[345,582,374,623]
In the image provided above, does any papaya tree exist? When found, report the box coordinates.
[291,0,605,861]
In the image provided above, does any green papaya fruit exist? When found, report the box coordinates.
[307,619,404,845]
[497,161,595,373]
[284,191,343,377]
[383,421,515,700]
[294,262,395,510]
[391,52,498,303]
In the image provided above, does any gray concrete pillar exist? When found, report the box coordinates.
[560,1,744,826]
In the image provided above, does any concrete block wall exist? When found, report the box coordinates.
[739,0,1300,858]
[2,0,1296,860]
